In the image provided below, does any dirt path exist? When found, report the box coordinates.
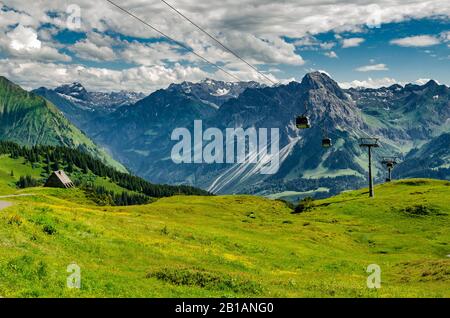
[0,194,35,210]
[0,201,12,210]
[0,194,34,199]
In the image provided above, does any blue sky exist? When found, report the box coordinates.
[293,18,450,86]
[0,1,449,92]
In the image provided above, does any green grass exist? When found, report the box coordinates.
[0,155,136,200]
[0,156,449,297]
[0,155,45,194]
[0,181,448,298]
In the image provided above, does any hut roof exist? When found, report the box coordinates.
[45,170,74,188]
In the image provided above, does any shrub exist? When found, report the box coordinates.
[147,267,262,294]
[17,175,40,188]
[42,224,57,235]
[8,214,23,226]
[294,197,315,214]
[160,226,169,235]
[29,208,58,235]
[399,180,429,186]
[402,204,437,216]
[5,256,48,280]
[275,199,295,210]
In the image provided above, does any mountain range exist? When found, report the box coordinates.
[33,83,145,133]
[4,72,449,200]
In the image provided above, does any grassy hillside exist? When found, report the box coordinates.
[0,154,448,298]
[0,141,209,199]
[0,76,126,172]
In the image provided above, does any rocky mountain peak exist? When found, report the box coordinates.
[423,79,439,89]
[300,71,347,100]
[55,82,89,100]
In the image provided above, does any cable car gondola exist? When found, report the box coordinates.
[321,126,332,148]
[295,115,310,129]
[322,137,332,148]
[295,101,311,129]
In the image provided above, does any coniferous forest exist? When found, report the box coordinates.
[0,141,211,204]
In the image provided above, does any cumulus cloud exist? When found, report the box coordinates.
[355,63,389,72]
[68,32,120,61]
[341,77,445,89]
[70,40,116,62]
[341,37,365,48]
[0,59,209,93]
[0,0,450,90]
[7,25,41,51]
[390,35,440,47]
[0,24,71,62]
[439,31,450,42]
[119,41,190,66]
[324,51,338,58]
[339,77,398,89]
[219,33,304,65]
[294,36,336,51]
[414,78,441,85]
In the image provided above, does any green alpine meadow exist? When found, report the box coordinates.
[0,151,449,297]
[1,1,450,304]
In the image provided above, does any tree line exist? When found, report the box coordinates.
[85,184,153,206]
[0,141,211,198]
[17,175,40,188]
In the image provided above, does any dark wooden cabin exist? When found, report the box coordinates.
[44,170,74,188]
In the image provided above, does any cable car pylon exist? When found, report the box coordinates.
[381,157,398,182]
[359,137,380,198]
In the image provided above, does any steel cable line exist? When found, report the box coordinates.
[105,0,289,113]
[105,0,287,115]
[106,0,384,160]
[105,0,241,82]
[159,0,277,86]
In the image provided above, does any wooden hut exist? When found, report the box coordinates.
[44,170,74,188]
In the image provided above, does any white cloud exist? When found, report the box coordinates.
[218,33,304,65]
[355,63,389,72]
[390,35,440,47]
[294,36,320,47]
[119,41,189,66]
[3,0,450,39]
[70,40,116,62]
[68,32,118,61]
[342,37,365,48]
[414,78,441,85]
[324,51,338,58]
[440,31,450,42]
[294,36,336,51]
[317,70,332,77]
[0,24,71,62]
[7,25,41,51]
[339,77,398,88]
[0,59,209,93]
[0,1,449,89]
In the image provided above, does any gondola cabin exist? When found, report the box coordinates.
[296,115,310,129]
[322,138,332,148]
